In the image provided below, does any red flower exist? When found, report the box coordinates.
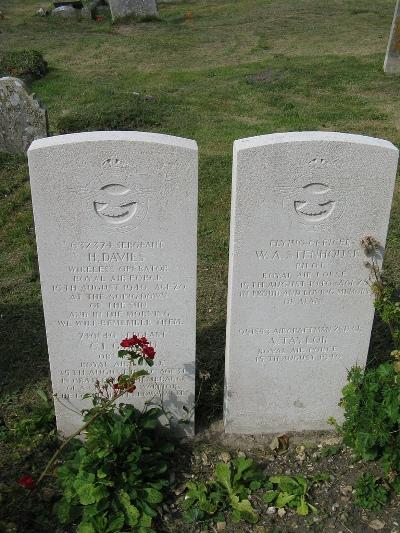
[96,15,104,21]
[143,346,156,359]
[127,385,137,393]
[120,336,140,348]
[113,384,120,391]
[17,475,34,490]
[139,336,149,346]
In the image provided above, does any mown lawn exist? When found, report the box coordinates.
[1,0,400,528]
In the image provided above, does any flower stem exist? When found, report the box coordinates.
[35,389,127,487]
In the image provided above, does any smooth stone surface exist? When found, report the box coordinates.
[28,131,197,436]
[52,5,81,17]
[108,0,158,21]
[224,132,398,434]
[0,77,47,154]
[384,0,400,74]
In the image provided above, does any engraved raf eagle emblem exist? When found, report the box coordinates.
[93,184,138,225]
[294,183,335,223]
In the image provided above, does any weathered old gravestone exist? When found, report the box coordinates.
[384,0,400,74]
[0,77,47,154]
[107,0,158,21]
[224,132,398,434]
[28,132,197,436]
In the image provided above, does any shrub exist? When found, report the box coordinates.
[55,404,175,532]
[338,363,400,474]
[44,336,176,532]
[335,237,400,482]
[0,49,47,81]
[354,473,389,511]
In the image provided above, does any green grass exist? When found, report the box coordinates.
[1,0,400,429]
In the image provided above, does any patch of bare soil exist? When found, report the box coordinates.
[162,424,400,532]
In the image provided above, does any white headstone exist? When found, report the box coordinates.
[384,0,400,74]
[28,131,197,436]
[224,132,398,434]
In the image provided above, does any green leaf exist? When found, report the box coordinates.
[118,490,140,527]
[106,513,125,533]
[36,388,49,404]
[294,475,308,495]
[97,469,107,479]
[75,482,107,506]
[249,480,261,491]
[77,523,96,533]
[139,513,153,527]
[308,503,318,514]
[215,462,232,494]
[54,498,71,524]
[296,497,309,516]
[144,487,163,504]
[275,492,296,508]
[230,495,259,524]
[142,417,158,429]
[183,507,203,523]
[262,490,278,503]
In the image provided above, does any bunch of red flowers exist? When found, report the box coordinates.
[120,335,156,359]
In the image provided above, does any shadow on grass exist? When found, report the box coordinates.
[0,303,49,394]
[367,311,396,369]
[195,319,226,432]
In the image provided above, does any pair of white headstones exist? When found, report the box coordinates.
[28,131,399,437]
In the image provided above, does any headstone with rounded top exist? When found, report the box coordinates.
[224,131,399,434]
[28,131,197,437]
